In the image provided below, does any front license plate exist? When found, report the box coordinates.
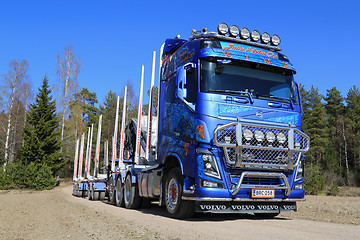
[252,188,275,198]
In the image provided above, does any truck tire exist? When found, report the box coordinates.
[124,173,141,209]
[164,168,194,219]
[115,177,125,207]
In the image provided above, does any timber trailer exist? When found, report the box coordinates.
[74,23,310,219]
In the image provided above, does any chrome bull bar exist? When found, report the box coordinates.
[231,171,291,196]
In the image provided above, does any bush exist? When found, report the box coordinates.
[328,183,340,196]
[0,163,55,190]
[305,165,325,195]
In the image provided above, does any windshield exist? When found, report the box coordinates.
[200,57,299,105]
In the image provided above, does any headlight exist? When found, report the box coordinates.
[271,34,281,46]
[229,25,239,37]
[295,159,304,182]
[254,130,265,142]
[250,30,260,42]
[240,27,250,39]
[243,128,253,141]
[217,23,229,35]
[266,131,276,143]
[277,132,287,144]
[202,154,221,179]
[261,32,271,44]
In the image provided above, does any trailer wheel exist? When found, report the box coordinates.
[165,168,194,219]
[86,185,92,200]
[108,176,116,204]
[99,192,105,201]
[93,191,100,201]
[124,174,141,209]
[115,177,125,207]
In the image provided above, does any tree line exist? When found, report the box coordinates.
[301,85,360,194]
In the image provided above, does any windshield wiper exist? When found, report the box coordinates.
[208,90,254,104]
[256,94,294,109]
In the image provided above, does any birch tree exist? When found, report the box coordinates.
[2,60,29,168]
[56,45,81,151]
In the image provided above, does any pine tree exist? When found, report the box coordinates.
[20,76,63,175]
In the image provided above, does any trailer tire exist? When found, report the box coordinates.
[86,186,92,200]
[124,174,141,209]
[99,192,105,201]
[108,176,116,204]
[164,168,194,219]
[93,191,100,201]
[115,177,125,207]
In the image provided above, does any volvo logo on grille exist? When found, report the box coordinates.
[256,111,263,118]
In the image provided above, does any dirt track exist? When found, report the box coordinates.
[0,184,359,240]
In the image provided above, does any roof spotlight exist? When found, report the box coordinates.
[261,32,271,44]
[229,25,240,37]
[217,23,229,35]
[250,30,260,42]
[240,27,250,39]
[271,34,281,46]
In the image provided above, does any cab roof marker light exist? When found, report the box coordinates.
[240,27,250,40]
[271,34,281,46]
[229,25,240,37]
[250,30,260,42]
[217,23,229,35]
[261,32,271,44]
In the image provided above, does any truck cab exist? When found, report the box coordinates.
[157,24,309,216]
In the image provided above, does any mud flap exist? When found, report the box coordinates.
[195,201,296,214]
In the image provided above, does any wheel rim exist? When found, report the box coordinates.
[125,177,131,203]
[167,178,179,211]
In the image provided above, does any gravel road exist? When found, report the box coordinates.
[0,184,359,240]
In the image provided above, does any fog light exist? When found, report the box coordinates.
[218,23,229,35]
[271,34,281,46]
[243,128,253,141]
[254,130,265,142]
[277,132,287,144]
[261,32,271,44]
[266,131,276,143]
[229,25,240,37]
[250,30,260,42]
[240,27,250,39]
[293,184,304,190]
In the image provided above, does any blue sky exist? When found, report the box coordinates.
[0,0,359,105]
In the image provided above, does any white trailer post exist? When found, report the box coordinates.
[104,140,108,167]
[112,96,120,172]
[78,134,85,179]
[73,138,80,181]
[94,115,102,178]
[87,124,94,178]
[119,86,127,165]
[84,127,91,179]
[146,52,156,161]
[135,65,145,164]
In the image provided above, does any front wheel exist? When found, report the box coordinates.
[164,168,194,219]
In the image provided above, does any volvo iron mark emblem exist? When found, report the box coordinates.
[256,111,263,118]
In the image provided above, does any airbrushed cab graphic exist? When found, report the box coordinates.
[157,23,309,216]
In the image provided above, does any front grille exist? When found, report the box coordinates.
[214,121,309,170]
[230,175,282,186]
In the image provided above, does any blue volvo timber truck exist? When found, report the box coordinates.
[108,23,310,219]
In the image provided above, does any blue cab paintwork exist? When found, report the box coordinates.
[158,37,305,200]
